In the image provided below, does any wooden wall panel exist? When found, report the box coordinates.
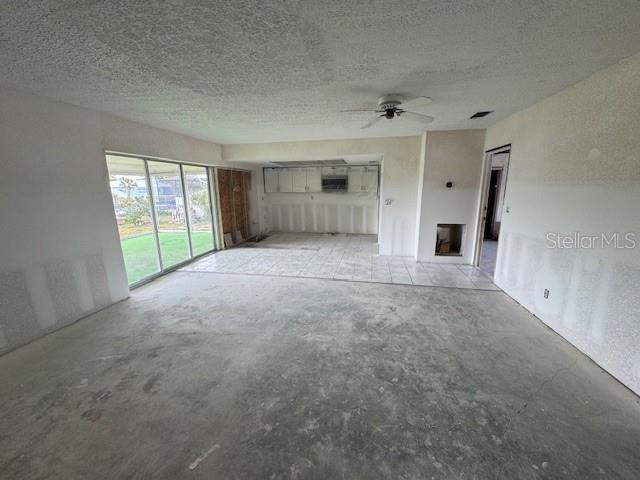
[217,168,234,235]
[232,170,250,239]
[217,168,251,244]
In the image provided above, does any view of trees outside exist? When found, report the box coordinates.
[106,155,215,285]
[106,155,160,284]
[184,165,214,255]
[148,161,191,268]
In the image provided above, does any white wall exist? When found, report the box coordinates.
[415,130,486,263]
[0,87,227,354]
[262,190,379,235]
[223,137,423,256]
[244,165,266,237]
[485,53,640,394]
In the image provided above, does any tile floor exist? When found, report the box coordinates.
[182,233,499,290]
[479,239,498,277]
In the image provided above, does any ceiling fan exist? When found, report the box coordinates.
[344,94,434,129]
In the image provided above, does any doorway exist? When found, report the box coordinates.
[475,145,511,277]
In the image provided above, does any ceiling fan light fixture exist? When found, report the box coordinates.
[356,94,435,129]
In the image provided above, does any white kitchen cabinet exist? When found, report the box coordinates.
[347,166,379,193]
[306,167,322,192]
[292,168,308,192]
[347,166,364,193]
[278,168,293,192]
[362,166,379,193]
[264,168,279,193]
[265,165,376,194]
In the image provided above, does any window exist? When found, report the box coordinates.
[106,154,217,286]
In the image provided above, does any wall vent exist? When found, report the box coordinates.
[470,111,493,119]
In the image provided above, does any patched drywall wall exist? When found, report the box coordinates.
[0,87,226,354]
[485,53,640,394]
[263,192,379,235]
[223,137,422,256]
[416,130,486,263]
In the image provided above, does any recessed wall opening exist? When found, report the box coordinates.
[262,161,381,237]
[435,224,465,256]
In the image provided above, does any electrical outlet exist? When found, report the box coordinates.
[543,288,550,299]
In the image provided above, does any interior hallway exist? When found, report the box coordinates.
[1,272,639,479]
[479,240,499,277]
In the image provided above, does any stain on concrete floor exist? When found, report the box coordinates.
[0,272,639,479]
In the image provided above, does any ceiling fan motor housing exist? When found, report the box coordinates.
[378,94,403,111]
[359,94,433,129]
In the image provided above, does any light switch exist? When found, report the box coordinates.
[384,199,393,206]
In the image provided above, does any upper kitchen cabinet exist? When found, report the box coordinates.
[306,167,322,192]
[264,168,279,193]
[277,168,293,192]
[264,165,377,194]
[292,168,307,192]
[362,166,379,193]
[348,165,379,194]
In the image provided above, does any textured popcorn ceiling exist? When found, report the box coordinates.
[1,0,639,144]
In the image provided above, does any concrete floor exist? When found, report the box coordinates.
[1,273,640,479]
[0,272,640,480]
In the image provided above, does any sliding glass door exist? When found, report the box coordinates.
[106,154,216,286]
[106,156,161,284]
[148,161,191,268]
[183,165,215,256]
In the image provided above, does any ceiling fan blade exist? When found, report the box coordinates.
[399,96,432,111]
[341,109,378,112]
[400,111,434,125]
[361,115,385,129]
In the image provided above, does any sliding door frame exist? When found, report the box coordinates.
[212,167,226,250]
[207,167,222,251]
[105,150,218,289]
[178,164,195,259]
[143,159,164,273]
